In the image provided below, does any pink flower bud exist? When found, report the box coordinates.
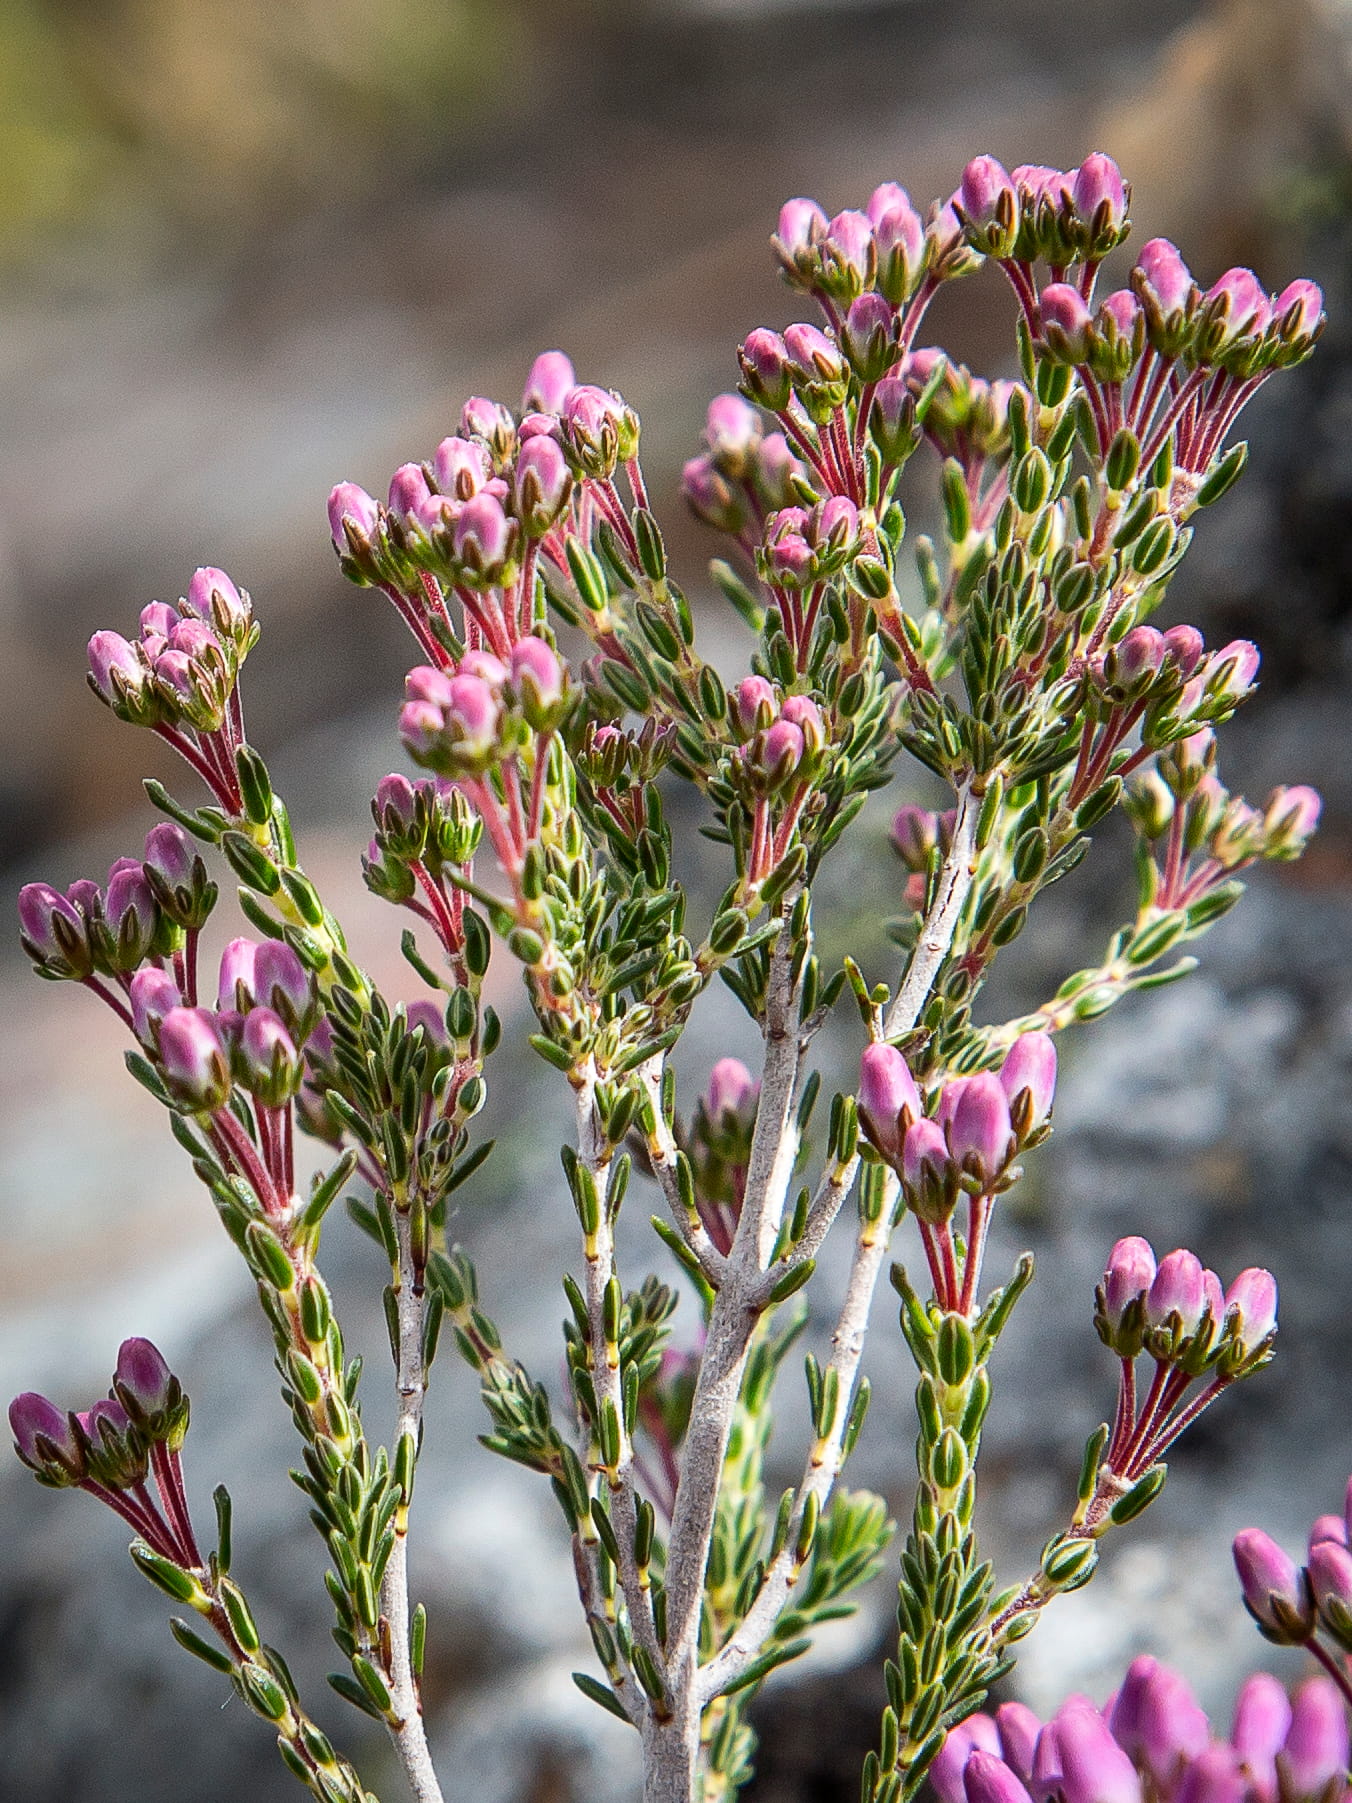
[822,208,876,298]
[1162,625,1205,677]
[217,937,259,1010]
[1146,1248,1209,1334]
[253,940,315,1031]
[903,1116,950,1189]
[891,804,940,869]
[510,635,565,710]
[139,602,180,648]
[1030,1721,1065,1803]
[513,433,572,535]
[735,676,777,731]
[960,155,1017,233]
[461,395,516,453]
[1102,1236,1158,1324]
[761,718,806,783]
[1264,785,1321,848]
[1055,1704,1143,1803]
[1072,153,1127,229]
[1174,1747,1248,1803]
[404,665,455,708]
[995,1704,1043,1781]
[1039,283,1094,362]
[142,824,196,896]
[763,523,814,587]
[1125,1660,1209,1787]
[399,700,446,761]
[522,349,576,414]
[683,455,747,535]
[1206,268,1271,339]
[784,322,847,389]
[375,772,418,830]
[1231,1672,1291,1803]
[130,968,181,1042]
[444,674,502,760]
[1232,1528,1312,1639]
[104,861,159,968]
[88,630,148,709]
[9,1391,83,1480]
[434,435,491,500]
[739,328,793,411]
[754,432,803,507]
[931,1718,1003,1803]
[1310,1516,1348,1552]
[1282,1679,1349,1800]
[236,1006,300,1106]
[1274,280,1324,342]
[328,482,379,551]
[772,197,828,279]
[809,494,861,557]
[114,1337,176,1418]
[859,1043,922,1161]
[1096,289,1142,339]
[999,1032,1057,1129]
[869,374,916,463]
[873,194,927,303]
[459,650,507,687]
[948,1073,1013,1182]
[1309,1540,1352,1622]
[966,1752,1034,1803]
[388,461,433,521]
[1135,239,1196,318]
[158,1006,231,1110]
[705,1057,759,1122]
[1208,640,1261,704]
[1225,1267,1277,1344]
[1109,626,1166,689]
[454,492,515,580]
[18,882,89,972]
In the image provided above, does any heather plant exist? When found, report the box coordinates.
[8,151,1334,1803]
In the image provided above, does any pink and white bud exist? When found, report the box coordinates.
[995,1705,1043,1782]
[139,602,180,650]
[1102,1237,1158,1324]
[88,631,148,709]
[903,1116,950,1190]
[236,1006,301,1106]
[104,860,159,967]
[1225,1267,1278,1343]
[434,435,491,500]
[1109,626,1166,689]
[130,968,182,1042]
[784,322,847,389]
[705,1057,759,1123]
[1310,1516,1348,1552]
[454,492,515,579]
[739,328,793,411]
[1127,1660,1209,1787]
[327,482,379,551]
[253,940,315,1031]
[158,1006,231,1111]
[683,455,747,535]
[1146,1248,1209,1335]
[1309,1540,1352,1624]
[1263,785,1321,851]
[809,494,861,557]
[1232,1528,1312,1639]
[1162,625,1205,677]
[522,350,576,414]
[514,433,572,534]
[404,665,456,709]
[1072,154,1127,230]
[734,676,777,732]
[510,636,565,711]
[948,1073,1013,1182]
[1039,283,1094,362]
[1282,1679,1350,1800]
[1273,280,1324,342]
[388,461,433,521]
[1174,1747,1248,1803]
[772,197,828,279]
[931,1718,1003,1803]
[218,937,259,1010]
[18,882,88,970]
[821,208,876,298]
[754,432,803,507]
[1135,239,1197,318]
[959,155,1016,231]
[999,1032,1057,1129]
[461,395,516,455]
[1231,1672,1291,1803]
[1208,640,1261,704]
[858,1043,922,1161]
[891,804,941,869]
[873,194,927,302]
[761,718,806,784]
[1206,268,1271,340]
[114,1337,176,1418]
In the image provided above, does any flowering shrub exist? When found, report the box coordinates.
[8,151,1333,1803]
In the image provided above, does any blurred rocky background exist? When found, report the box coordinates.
[3,0,1352,1798]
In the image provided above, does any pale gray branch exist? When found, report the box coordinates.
[885,780,978,1040]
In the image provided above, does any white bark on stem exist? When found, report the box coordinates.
[885,781,978,1040]
[639,1058,729,1288]
[382,1207,446,1803]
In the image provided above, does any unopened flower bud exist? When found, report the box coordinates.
[1231,1672,1291,1802]
[511,635,566,714]
[1133,239,1198,355]
[103,860,160,970]
[1232,1528,1313,1641]
[218,937,259,1010]
[1282,1679,1349,1800]
[1225,1267,1277,1346]
[388,461,433,522]
[772,197,829,287]
[130,967,182,1042]
[1099,1236,1157,1353]
[1272,281,1325,360]
[754,432,803,508]
[841,293,899,381]
[18,882,92,977]
[995,1704,1043,1782]
[891,804,941,869]
[872,192,927,304]
[820,208,876,301]
[1071,153,1129,250]
[328,482,380,553]
[999,1032,1057,1131]
[784,322,847,394]
[1107,626,1166,692]
[562,384,628,477]
[185,566,248,637]
[735,676,777,732]
[683,454,748,535]
[253,940,316,1036]
[1263,785,1321,857]
[1039,284,1094,363]
[1308,1540,1352,1641]
[931,1718,1003,1803]
[809,494,861,560]
[958,155,1019,256]
[1146,1248,1209,1337]
[705,1057,759,1123]
[88,630,150,714]
[236,1006,301,1107]
[433,434,491,501]
[948,1073,1013,1185]
[157,1006,231,1111]
[10,1391,84,1483]
[761,718,806,785]
[1055,1704,1143,1803]
[1204,268,1271,346]
[869,375,917,464]
[739,328,793,412]
[454,492,516,583]
[1174,1747,1247,1803]
[461,395,516,463]
[523,350,576,415]
[859,1043,922,1162]
[114,1337,177,1422]
[965,1752,1034,1803]
[513,432,572,535]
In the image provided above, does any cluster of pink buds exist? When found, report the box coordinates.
[903,350,1021,476]
[19,822,216,1023]
[1128,728,1322,913]
[684,1057,761,1256]
[859,1032,1055,1313]
[329,351,653,671]
[727,676,827,888]
[681,392,806,553]
[10,1339,199,1570]
[86,568,254,813]
[953,153,1324,480]
[1093,1237,1276,1497]
[1233,1474,1352,1675]
[932,1659,1350,1803]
